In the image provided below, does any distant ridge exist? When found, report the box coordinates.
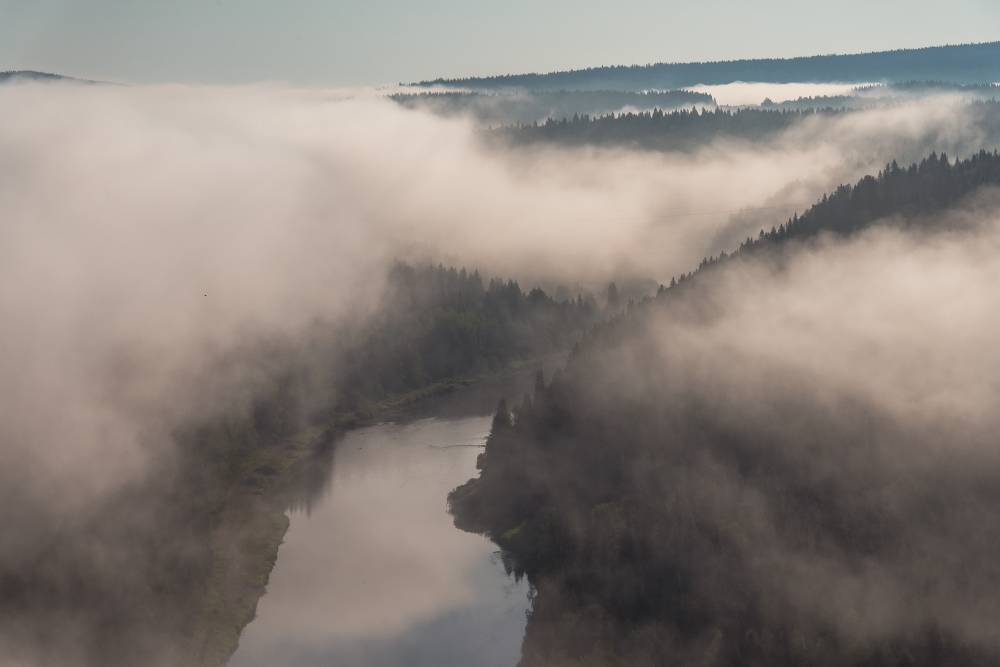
[415,42,1000,92]
[0,70,102,84]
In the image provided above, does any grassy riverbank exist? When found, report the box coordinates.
[185,426,324,667]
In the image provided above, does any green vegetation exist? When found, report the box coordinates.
[390,90,715,126]
[492,106,845,151]
[456,367,998,665]
[670,148,1000,289]
[450,152,1000,666]
[0,70,77,83]
[183,263,597,665]
[491,100,1000,152]
[191,510,289,667]
[414,42,1000,92]
[333,263,595,405]
[186,425,331,666]
[0,261,595,667]
[760,82,1000,111]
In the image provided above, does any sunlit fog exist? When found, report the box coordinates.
[4,29,1000,667]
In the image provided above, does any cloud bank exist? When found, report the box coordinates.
[1,79,999,662]
[587,198,1000,650]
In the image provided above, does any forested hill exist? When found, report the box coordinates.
[0,262,598,667]
[493,106,845,150]
[448,152,1000,666]
[333,263,597,410]
[668,149,1000,289]
[762,81,1000,111]
[492,100,1000,152]
[416,41,1000,92]
[187,263,599,663]
[390,89,715,126]
[0,70,91,84]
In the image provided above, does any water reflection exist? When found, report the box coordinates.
[228,418,529,667]
[268,437,337,517]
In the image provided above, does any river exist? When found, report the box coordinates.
[227,416,530,667]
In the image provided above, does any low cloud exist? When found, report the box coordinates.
[2,79,1000,662]
[584,197,1000,648]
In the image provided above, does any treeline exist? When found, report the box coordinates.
[492,106,851,151]
[188,262,597,661]
[763,81,1000,111]
[415,42,1000,92]
[855,80,1000,95]
[452,362,1000,665]
[0,70,97,84]
[664,148,1000,292]
[189,260,596,490]
[0,262,595,667]
[327,263,596,422]
[390,90,714,126]
[491,99,1000,152]
[774,149,1000,237]
[449,151,1000,666]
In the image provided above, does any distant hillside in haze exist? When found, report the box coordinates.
[414,42,1000,92]
[391,89,715,125]
[0,70,99,84]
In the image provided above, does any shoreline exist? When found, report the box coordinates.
[184,355,563,667]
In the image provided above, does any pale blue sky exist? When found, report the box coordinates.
[2,0,1000,86]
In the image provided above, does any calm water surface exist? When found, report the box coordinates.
[228,417,529,667]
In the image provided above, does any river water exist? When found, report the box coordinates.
[228,416,530,667]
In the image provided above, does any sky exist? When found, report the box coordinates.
[2,0,1000,86]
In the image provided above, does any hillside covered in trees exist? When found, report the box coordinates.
[677,147,1000,281]
[490,99,1000,153]
[492,106,841,151]
[390,90,714,126]
[0,70,96,84]
[450,151,1000,666]
[0,263,597,667]
[319,262,597,425]
[416,42,1000,92]
[759,81,1000,111]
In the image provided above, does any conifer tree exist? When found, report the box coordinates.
[491,397,511,433]
[534,370,546,402]
[606,282,619,310]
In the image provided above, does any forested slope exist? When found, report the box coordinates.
[391,90,715,126]
[675,147,1000,285]
[491,101,1000,152]
[417,42,1000,92]
[493,107,842,151]
[450,151,1000,666]
[0,263,596,667]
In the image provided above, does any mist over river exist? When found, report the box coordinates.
[228,416,530,667]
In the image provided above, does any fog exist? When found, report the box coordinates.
[577,194,1000,651]
[641,189,1000,430]
[687,81,873,106]
[2,78,1000,663]
[389,89,718,127]
[449,188,1000,662]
